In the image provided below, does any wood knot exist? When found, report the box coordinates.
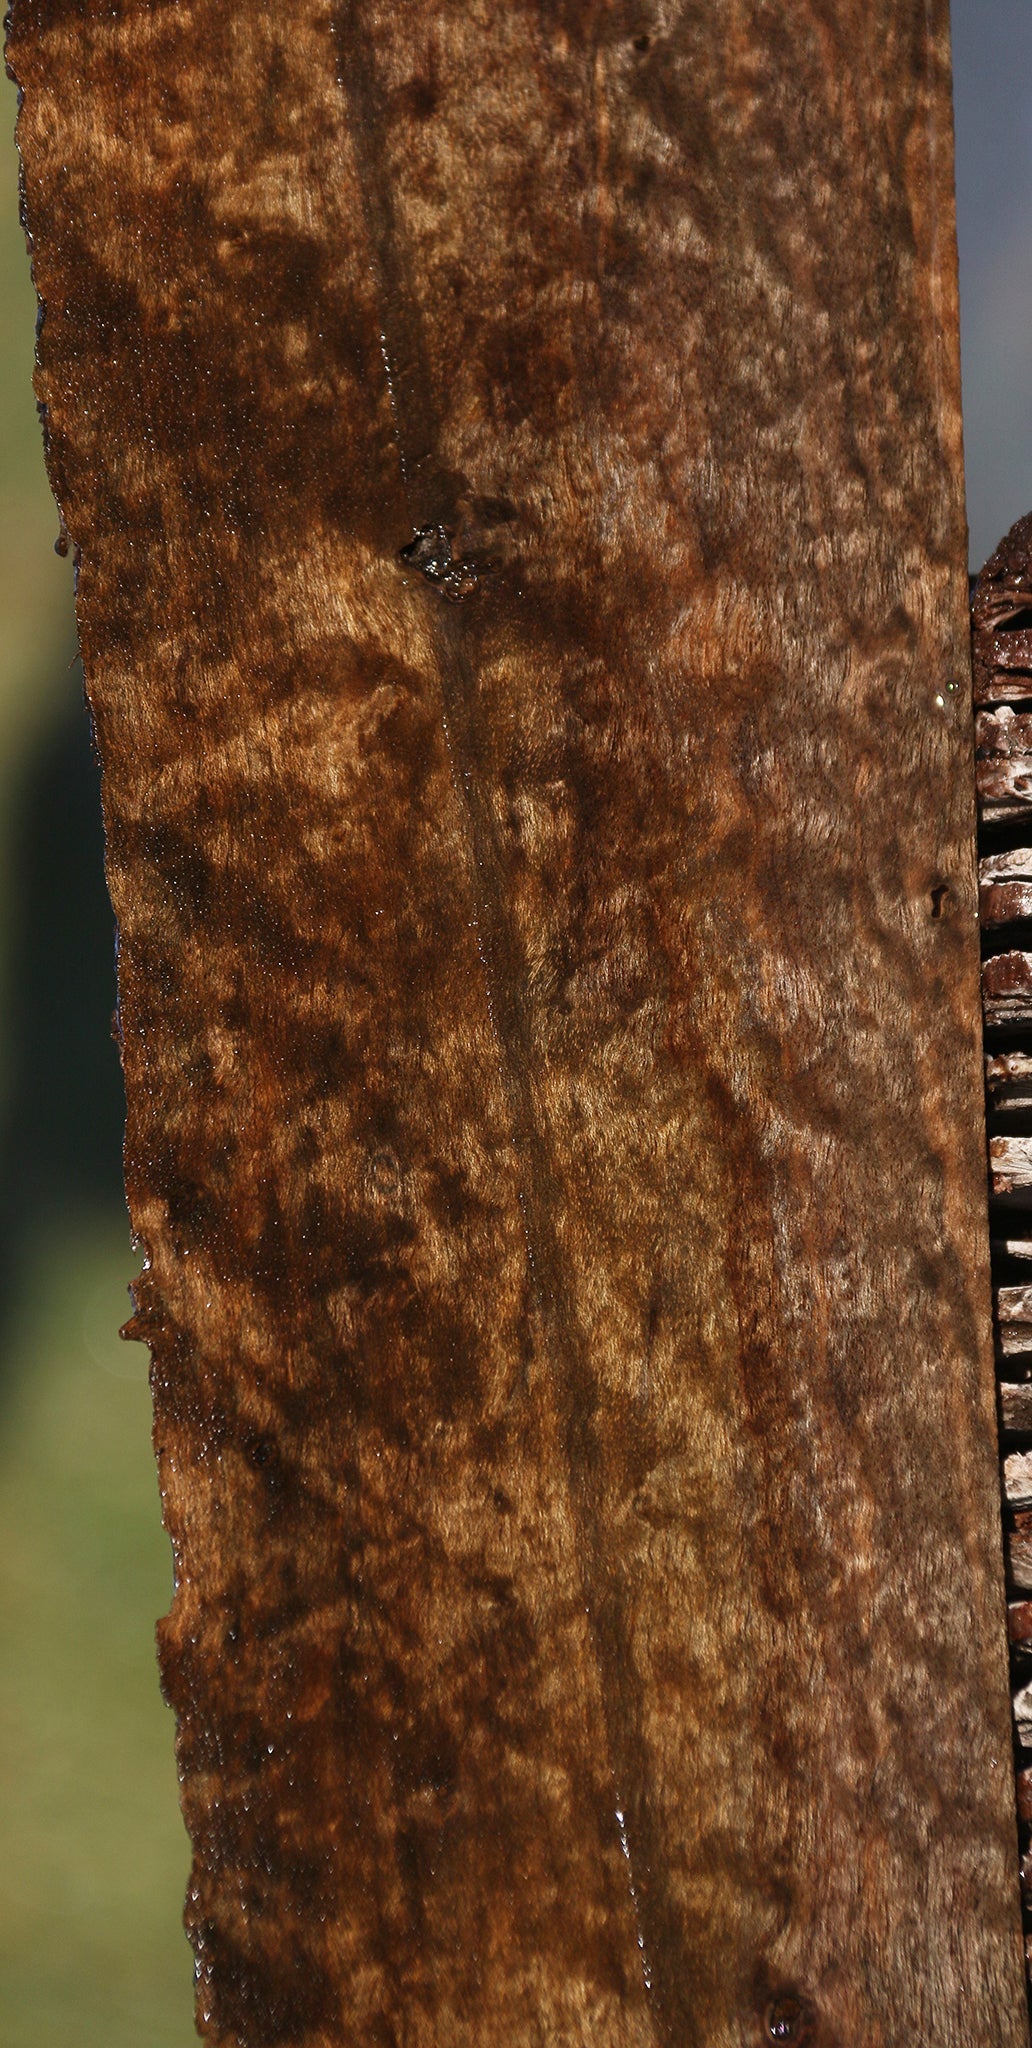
[399,524,481,603]
[763,1993,814,2043]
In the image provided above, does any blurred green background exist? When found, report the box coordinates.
[0,74,193,2048]
[0,10,1029,2047]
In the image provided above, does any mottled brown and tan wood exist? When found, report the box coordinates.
[8,2,1025,2045]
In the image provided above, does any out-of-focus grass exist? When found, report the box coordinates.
[0,71,196,2048]
[0,1218,193,2048]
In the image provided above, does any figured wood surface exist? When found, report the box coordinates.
[8,2,1026,2045]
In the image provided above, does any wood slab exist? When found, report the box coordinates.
[8,1,1025,2044]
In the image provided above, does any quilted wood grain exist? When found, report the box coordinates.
[7,1,1026,2044]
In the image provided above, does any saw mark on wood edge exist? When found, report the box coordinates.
[974,512,1032,2016]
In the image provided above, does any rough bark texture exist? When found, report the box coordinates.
[973,517,1032,2006]
[7,2,1027,2045]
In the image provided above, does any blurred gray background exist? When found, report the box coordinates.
[0,7,1028,2045]
[953,0,1032,566]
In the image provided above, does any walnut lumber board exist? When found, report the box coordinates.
[7,2,1025,2045]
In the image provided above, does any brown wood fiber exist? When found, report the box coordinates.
[7,1,1027,2043]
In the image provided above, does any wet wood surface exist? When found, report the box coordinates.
[8,1,1027,2044]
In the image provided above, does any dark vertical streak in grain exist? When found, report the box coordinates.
[433,621,674,2036]
[331,2,442,508]
[331,13,674,2028]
